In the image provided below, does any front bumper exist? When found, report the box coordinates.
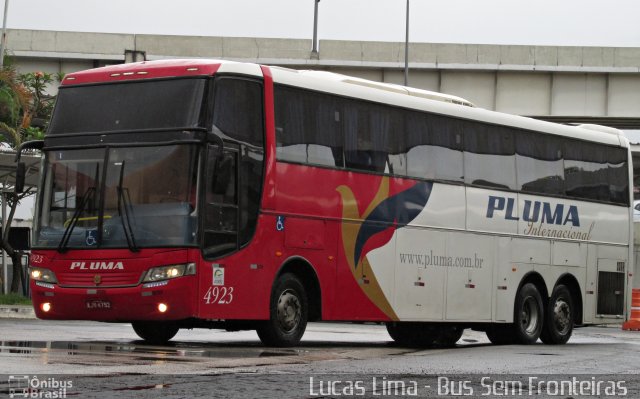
[30,276,196,321]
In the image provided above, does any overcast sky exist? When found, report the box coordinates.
[5,0,640,47]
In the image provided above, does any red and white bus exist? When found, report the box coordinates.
[23,60,633,347]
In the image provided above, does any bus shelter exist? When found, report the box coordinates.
[0,149,41,294]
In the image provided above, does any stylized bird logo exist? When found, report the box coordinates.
[337,177,433,320]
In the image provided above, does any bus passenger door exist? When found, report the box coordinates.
[202,145,239,259]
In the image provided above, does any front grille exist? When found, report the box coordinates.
[597,271,624,316]
[58,271,142,287]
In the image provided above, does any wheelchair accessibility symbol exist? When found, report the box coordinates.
[86,229,98,246]
[276,216,285,232]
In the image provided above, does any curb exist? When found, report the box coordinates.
[622,320,640,331]
[0,305,36,319]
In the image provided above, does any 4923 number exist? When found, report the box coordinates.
[203,286,234,305]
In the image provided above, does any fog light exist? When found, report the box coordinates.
[158,303,168,313]
[41,302,51,312]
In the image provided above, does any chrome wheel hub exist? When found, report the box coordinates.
[520,296,540,335]
[276,289,301,333]
[553,299,571,334]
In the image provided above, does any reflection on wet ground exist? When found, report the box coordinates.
[1,322,638,399]
[0,321,504,374]
[0,338,410,372]
[113,383,172,391]
[0,340,306,360]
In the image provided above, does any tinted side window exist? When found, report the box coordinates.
[274,86,344,167]
[405,112,463,182]
[516,131,564,195]
[343,100,403,173]
[273,85,629,206]
[608,147,629,205]
[213,78,264,147]
[564,140,610,202]
[464,124,516,189]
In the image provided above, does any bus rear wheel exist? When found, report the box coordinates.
[486,283,544,345]
[485,325,516,345]
[540,285,574,345]
[132,321,179,345]
[513,283,544,344]
[257,273,308,347]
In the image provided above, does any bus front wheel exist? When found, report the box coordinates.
[132,321,179,345]
[434,326,464,347]
[540,285,574,345]
[257,273,308,347]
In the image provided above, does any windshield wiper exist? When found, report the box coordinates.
[117,160,139,252]
[57,187,96,253]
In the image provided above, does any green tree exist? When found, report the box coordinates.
[0,69,55,146]
[0,66,32,146]
[18,71,56,141]
[0,67,57,294]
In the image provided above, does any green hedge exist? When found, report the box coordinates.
[0,293,32,305]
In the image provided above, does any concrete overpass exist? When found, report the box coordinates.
[3,29,640,290]
[5,29,640,130]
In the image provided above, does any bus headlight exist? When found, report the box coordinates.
[142,263,196,282]
[29,267,58,284]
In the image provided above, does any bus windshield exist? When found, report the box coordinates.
[34,144,199,250]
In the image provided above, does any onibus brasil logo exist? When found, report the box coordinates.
[8,375,73,398]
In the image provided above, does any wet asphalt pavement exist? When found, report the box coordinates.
[0,320,638,398]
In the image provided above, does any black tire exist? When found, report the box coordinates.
[485,325,516,345]
[386,323,439,348]
[132,321,179,345]
[513,283,544,344]
[540,284,574,345]
[257,273,308,347]
[433,326,464,347]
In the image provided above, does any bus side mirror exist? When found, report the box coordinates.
[15,162,26,194]
[207,131,224,156]
[14,140,44,194]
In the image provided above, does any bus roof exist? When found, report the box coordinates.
[283,69,475,107]
[62,59,627,148]
[61,59,224,85]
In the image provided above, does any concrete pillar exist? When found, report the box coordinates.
[124,50,146,63]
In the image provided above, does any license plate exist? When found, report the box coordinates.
[86,300,111,310]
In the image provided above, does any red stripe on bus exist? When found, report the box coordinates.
[260,65,276,210]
